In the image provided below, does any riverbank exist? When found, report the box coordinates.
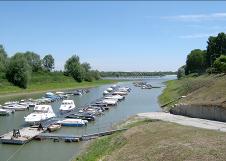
[0,79,117,104]
[75,116,226,161]
[159,74,226,110]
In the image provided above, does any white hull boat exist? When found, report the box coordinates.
[0,108,14,116]
[112,91,128,96]
[58,119,88,127]
[102,99,118,105]
[59,100,76,112]
[103,90,109,95]
[24,105,56,125]
[2,104,28,111]
[106,87,113,92]
[105,95,124,101]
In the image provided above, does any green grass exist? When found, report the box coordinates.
[75,118,226,161]
[0,72,117,104]
[75,133,127,161]
[158,74,226,109]
[0,72,117,95]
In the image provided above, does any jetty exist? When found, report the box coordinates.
[35,128,127,142]
[0,127,45,144]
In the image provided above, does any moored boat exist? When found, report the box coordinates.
[0,108,15,116]
[58,119,88,127]
[47,124,61,132]
[24,105,56,125]
[59,100,76,112]
[103,90,109,95]
[2,104,28,111]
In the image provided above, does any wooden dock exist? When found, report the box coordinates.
[0,127,45,145]
[35,128,127,142]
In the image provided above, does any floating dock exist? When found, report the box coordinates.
[0,127,45,145]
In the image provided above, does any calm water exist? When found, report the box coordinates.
[0,75,176,161]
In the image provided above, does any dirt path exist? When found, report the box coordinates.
[137,112,226,132]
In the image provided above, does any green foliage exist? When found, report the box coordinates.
[42,54,54,71]
[177,65,186,79]
[100,71,176,77]
[24,51,42,72]
[185,49,207,75]
[6,53,31,88]
[64,55,85,82]
[81,62,91,72]
[0,45,7,73]
[206,32,226,67]
[213,55,226,73]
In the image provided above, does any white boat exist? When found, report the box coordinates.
[111,84,117,88]
[0,108,14,116]
[2,104,28,111]
[102,99,118,105]
[103,90,109,95]
[24,105,56,125]
[112,91,128,96]
[106,87,113,92]
[118,87,130,92]
[59,100,76,112]
[105,95,124,101]
[58,119,88,127]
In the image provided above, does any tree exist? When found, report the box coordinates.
[185,49,207,75]
[0,45,7,73]
[90,70,101,80]
[81,62,91,72]
[177,65,185,79]
[24,51,42,72]
[6,53,31,88]
[206,32,226,67]
[213,55,226,73]
[64,55,85,82]
[42,54,54,72]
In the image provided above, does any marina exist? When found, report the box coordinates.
[0,76,175,161]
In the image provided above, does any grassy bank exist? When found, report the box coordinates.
[75,117,226,161]
[159,74,226,109]
[0,72,117,103]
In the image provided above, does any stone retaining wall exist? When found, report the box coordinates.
[170,105,226,122]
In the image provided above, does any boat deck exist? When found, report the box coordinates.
[0,127,45,144]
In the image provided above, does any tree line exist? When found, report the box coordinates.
[0,45,100,88]
[177,32,226,79]
[100,71,176,77]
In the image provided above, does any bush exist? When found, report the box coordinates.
[6,54,31,88]
[213,55,226,73]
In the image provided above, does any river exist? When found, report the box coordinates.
[0,75,176,161]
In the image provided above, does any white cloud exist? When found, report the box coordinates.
[162,13,226,22]
[179,33,218,39]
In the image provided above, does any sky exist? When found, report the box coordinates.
[1,1,226,72]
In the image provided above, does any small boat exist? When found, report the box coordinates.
[59,100,76,112]
[111,84,117,88]
[102,99,118,105]
[112,91,128,96]
[103,90,109,95]
[106,87,113,92]
[2,104,28,111]
[24,105,56,125]
[47,124,61,132]
[105,95,125,101]
[66,114,95,121]
[0,108,15,116]
[58,119,88,127]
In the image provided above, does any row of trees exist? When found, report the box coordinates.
[100,71,176,77]
[64,55,100,82]
[177,32,226,79]
[0,45,100,88]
